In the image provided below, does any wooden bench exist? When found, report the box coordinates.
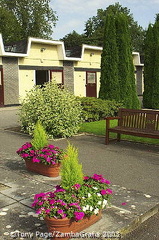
[105,108,159,145]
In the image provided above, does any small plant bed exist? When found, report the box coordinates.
[32,143,112,239]
[16,121,64,177]
[80,120,159,145]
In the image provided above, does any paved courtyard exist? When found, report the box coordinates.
[0,107,159,239]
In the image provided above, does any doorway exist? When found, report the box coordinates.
[86,71,97,97]
[35,70,49,86]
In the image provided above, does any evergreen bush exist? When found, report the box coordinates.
[19,82,83,138]
[78,97,123,122]
[31,121,48,150]
[60,143,84,190]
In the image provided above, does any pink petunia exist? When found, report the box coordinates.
[74,211,85,221]
[84,176,89,180]
[45,209,51,214]
[32,157,40,163]
[105,188,113,194]
[121,202,127,205]
[34,193,46,199]
[100,179,111,184]
[57,209,64,214]
[72,184,81,190]
[49,199,55,205]
[100,189,107,195]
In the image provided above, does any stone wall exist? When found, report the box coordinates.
[63,61,74,93]
[2,57,19,105]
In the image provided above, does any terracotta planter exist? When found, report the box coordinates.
[44,211,102,240]
[25,159,60,177]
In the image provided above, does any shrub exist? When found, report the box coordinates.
[19,82,83,138]
[77,97,123,122]
[31,121,48,150]
[60,143,84,190]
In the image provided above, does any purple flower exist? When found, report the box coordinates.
[57,209,64,214]
[84,176,89,180]
[34,193,46,199]
[74,211,85,221]
[55,185,65,193]
[21,153,30,158]
[72,184,81,190]
[101,179,111,184]
[45,209,51,214]
[49,199,55,205]
[32,157,40,163]
[48,145,55,149]
[101,188,113,195]
[69,203,81,210]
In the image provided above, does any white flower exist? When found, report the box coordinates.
[89,206,93,211]
[88,193,91,198]
[94,208,99,214]
[97,193,102,197]
[102,199,108,208]
[86,205,89,210]
[82,206,87,212]
[97,201,102,205]
[103,199,108,205]
[82,205,89,211]
[93,187,98,190]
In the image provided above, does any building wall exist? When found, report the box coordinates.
[0,39,144,105]
[19,43,62,67]
[2,57,19,105]
[74,71,86,97]
[74,49,101,97]
[18,42,64,101]
[19,69,35,102]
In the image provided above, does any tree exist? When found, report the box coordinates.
[0,0,57,42]
[99,13,119,101]
[84,3,145,53]
[60,31,85,49]
[143,15,159,109]
[143,24,154,108]
[116,13,139,108]
[99,11,140,109]
[0,7,22,43]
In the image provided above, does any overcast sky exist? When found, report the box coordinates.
[50,0,159,40]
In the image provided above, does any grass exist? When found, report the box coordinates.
[79,120,159,145]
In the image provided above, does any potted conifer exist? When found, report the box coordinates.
[32,143,112,239]
[16,121,63,177]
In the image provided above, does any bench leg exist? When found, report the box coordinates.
[105,130,109,145]
[117,133,121,142]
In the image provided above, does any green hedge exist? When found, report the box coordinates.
[77,97,123,122]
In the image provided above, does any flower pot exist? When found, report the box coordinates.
[25,159,60,177]
[44,211,102,240]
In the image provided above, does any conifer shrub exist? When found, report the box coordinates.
[31,121,48,150]
[19,82,83,138]
[60,143,84,190]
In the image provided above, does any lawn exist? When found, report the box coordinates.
[79,120,159,145]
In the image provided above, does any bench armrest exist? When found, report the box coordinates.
[105,116,120,120]
[105,116,121,129]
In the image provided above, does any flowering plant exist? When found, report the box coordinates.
[16,142,63,165]
[31,174,112,221]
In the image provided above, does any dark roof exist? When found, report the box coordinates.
[65,46,82,58]
[4,39,28,53]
